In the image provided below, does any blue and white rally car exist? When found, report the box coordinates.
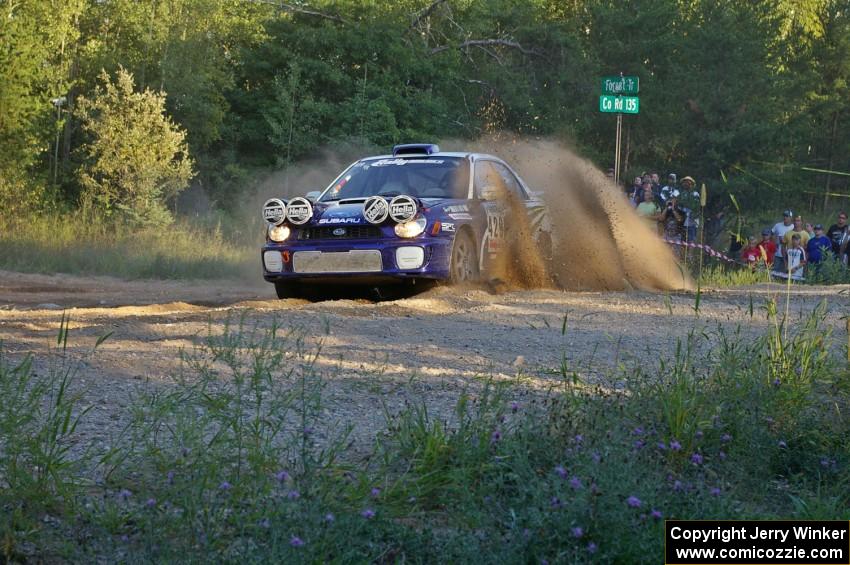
[261,144,552,298]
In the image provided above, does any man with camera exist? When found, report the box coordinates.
[660,189,687,241]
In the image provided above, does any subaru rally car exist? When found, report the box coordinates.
[261,144,552,298]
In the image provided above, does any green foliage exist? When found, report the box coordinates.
[75,68,194,226]
[1,303,847,561]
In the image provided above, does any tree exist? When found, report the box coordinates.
[75,68,194,226]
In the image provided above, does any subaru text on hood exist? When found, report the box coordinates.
[261,144,553,298]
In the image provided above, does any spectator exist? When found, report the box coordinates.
[660,173,678,202]
[678,176,700,242]
[650,172,661,190]
[636,186,661,232]
[826,211,848,257]
[783,215,810,249]
[606,167,615,181]
[740,236,761,270]
[757,228,777,266]
[660,189,686,241]
[784,233,807,281]
[628,176,643,204]
[806,224,831,264]
[771,210,795,272]
[804,222,815,239]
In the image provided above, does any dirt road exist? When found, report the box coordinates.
[1,270,847,456]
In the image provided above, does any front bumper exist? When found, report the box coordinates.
[261,237,452,284]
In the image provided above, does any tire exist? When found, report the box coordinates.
[274,281,301,299]
[449,230,480,283]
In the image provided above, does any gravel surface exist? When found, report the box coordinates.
[1,270,847,460]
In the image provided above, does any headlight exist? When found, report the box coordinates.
[268,224,291,242]
[394,216,427,238]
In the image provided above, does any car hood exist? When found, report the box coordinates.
[311,197,464,225]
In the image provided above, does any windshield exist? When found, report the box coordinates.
[319,157,469,202]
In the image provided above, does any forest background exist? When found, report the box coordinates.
[2,0,849,250]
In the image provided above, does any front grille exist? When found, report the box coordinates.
[297,225,383,240]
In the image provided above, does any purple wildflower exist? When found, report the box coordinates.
[633,440,646,449]
[657,441,667,450]
[181,447,190,458]
[554,465,568,479]
[166,470,175,485]
[690,453,703,465]
[721,433,732,443]
[287,490,300,500]
[670,440,682,451]
[673,480,683,491]
[361,508,376,519]
[592,451,601,463]
[820,457,831,468]
[778,440,787,448]
[541,560,549,565]
[574,434,584,444]
[695,430,704,439]
[499,415,506,424]
[259,517,270,529]
[587,542,598,554]
[571,526,584,538]
[120,534,129,543]
[523,528,531,540]
[569,476,583,490]
[370,487,381,498]
[290,536,305,547]
[633,426,644,436]
[651,509,663,520]
[324,513,335,523]
[773,378,781,387]
[550,497,562,509]
[718,451,727,461]
[219,481,231,491]
[303,426,314,436]
[145,498,156,508]
[491,430,501,443]
[117,489,132,501]
[626,495,642,508]
[710,487,721,497]
[510,401,519,413]
[275,470,290,483]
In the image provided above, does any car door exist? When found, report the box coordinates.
[473,159,510,272]
[491,161,551,246]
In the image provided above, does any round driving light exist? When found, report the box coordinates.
[268,224,291,242]
[262,198,287,225]
[286,197,313,225]
[394,216,427,238]
[396,246,425,269]
[363,195,389,224]
[389,195,418,223]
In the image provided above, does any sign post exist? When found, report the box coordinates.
[598,75,640,185]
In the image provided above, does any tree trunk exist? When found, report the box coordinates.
[824,110,839,212]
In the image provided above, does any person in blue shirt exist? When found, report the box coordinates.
[806,224,832,263]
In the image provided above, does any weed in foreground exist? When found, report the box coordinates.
[0,306,848,562]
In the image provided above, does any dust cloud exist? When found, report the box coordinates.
[446,137,691,291]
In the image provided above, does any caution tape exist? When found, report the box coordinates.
[661,237,739,264]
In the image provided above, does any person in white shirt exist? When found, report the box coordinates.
[771,210,795,272]
[784,234,807,281]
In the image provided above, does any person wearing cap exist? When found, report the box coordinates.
[806,224,832,264]
[757,228,777,266]
[771,210,795,272]
[660,173,678,202]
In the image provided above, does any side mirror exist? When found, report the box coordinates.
[479,185,503,201]
[305,191,321,202]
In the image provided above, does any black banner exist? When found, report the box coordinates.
[666,520,850,564]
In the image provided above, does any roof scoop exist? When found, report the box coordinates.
[392,143,440,156]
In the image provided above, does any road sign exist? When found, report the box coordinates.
[599,95,639,114]
[601,76,639,95]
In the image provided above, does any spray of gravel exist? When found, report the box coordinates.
[445,137,691,291]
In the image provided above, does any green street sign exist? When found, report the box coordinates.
[601,76,639,95]
[599,95,640,114]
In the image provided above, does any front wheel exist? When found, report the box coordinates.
[449,231,480,283]
[274,281,301,299]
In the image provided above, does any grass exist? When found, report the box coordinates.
[0,213,256,280]
[0,300,848,562]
